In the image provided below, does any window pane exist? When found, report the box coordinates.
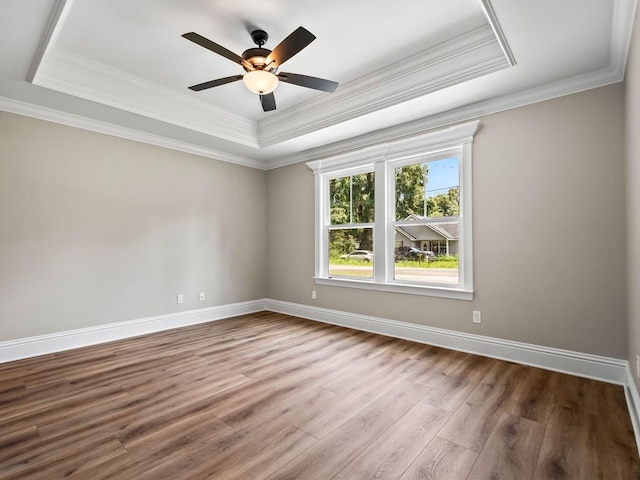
[330,172,375,225]
[395,162,426,220]
[395,157,459,220]
[394,220,459,285]
[328,228,373,278]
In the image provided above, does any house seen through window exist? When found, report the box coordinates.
[393,157,460,285]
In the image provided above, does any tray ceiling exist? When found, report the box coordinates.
[0,0,636,168]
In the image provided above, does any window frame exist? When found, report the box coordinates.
[309,121,478,300]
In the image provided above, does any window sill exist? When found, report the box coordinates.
[313,277,474,300]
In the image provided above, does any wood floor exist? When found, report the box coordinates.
[1,312,639,479]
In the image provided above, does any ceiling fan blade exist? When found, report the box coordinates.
[265,27,315,68]
[182,32,252,69]
[260,93,276,112]
[277,72,338,92]
[188,75,243,91]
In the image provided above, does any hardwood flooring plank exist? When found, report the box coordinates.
[0,425,41,463]
[332,402,450,480]
[38,371,250,441]
[534,404,593,479]
[0,384,129,431]
[586,386,640,479]
[467,412,545,480]
[399,436,478,480]
[266,380,431,480]
[293,377,405,439]
[237,332,357,379]
[407,347,469,388]
[70,414,233,480]
[0,432,127,479]
[196,425,317,480]
[125,412,232,460]
[320,357,399,396]
[217,382,336,433]
[438,361,518,452]
[0,379,26,396]
[208,366,332,424]
[551,373,599,414]
[505,364,555,423]
[422,354,497,411]
[0,379,72,411]
[98,421,312,480]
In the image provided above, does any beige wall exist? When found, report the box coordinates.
[0,75,630,361]
[627,11,640,392]
[267,84,627,358]
[0,112,267,341]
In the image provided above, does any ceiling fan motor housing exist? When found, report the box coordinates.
[241,48,274,71]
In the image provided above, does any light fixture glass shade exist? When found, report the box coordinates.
[243,70,279,95]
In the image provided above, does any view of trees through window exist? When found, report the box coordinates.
[328,158,461,285]
[328,172,374,278]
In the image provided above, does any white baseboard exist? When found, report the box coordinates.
[625,366,640,458]
[264,299,628,385]
[0,299,267,363]
[1,297,629,385]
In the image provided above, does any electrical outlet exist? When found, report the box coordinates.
[311,290,317,300]
[200,292,205,301]
[636,355,639,378]
[177,294,184,304]
[473,310,482,324]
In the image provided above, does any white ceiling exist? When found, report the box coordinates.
[0,0,637,169]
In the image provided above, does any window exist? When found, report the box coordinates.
[309,121,478,300]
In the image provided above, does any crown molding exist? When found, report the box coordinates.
[258,25,510,148]
[611,0,639,77]
[0,96,265,170]
[265,63,624,171]
[306,120,478,174]
[6,62,624,175]
[32,47,259,148]
[26,0,72,83]
[478,0,516,67]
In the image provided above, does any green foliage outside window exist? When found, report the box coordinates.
[328,162,460,258]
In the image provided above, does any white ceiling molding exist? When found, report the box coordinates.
[26,0,72,83]
[611,0,639,77]
[478,0,516,67]
[306,120,479,174]
[33,48,258,148]
[28,0,258,148]
[268,64,624,170]
[0,96,263,170]
[257,25,509,148]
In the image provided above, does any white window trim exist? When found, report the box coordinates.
[308,120,479,300]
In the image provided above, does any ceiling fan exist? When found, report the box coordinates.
[181,27,338,112]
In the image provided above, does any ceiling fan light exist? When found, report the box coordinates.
[243,70,279,95]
